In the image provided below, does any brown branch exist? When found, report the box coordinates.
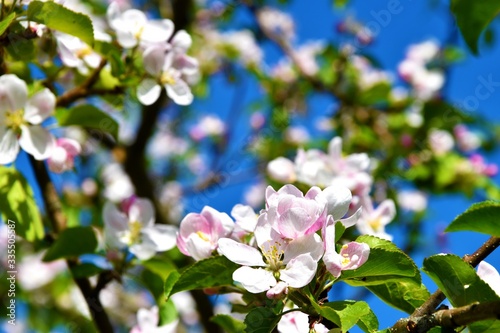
[390,236,500,332]
[29,157,114,333]
[56,59,123,107]
[392,300,500,333]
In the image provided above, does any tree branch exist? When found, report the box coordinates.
[390,236,500,332]
[29,157,114,333]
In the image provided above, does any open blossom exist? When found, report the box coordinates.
[137,42,196,106]
[218,221,323,294]
[176,206,234,260]
[0,74,56,164]
[428,128,454,156]
[107,2,174,48]
[130,306,178,333]
[356,196,396,240]
[477,261,500,296]
[278,309,328,333]
[55,32,103,75]
[103,197,178,260]
[48,138,81,173]
[322,216,369,278]
[267,157,297,183]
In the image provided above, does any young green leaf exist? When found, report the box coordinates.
[450,0,500,54]
[55,105,119,140]
[244,307,281,333]
[0,12,16,36]
[211,314,246,333]
[164,256,239,299]
[422,254,500,308]
[43,226,98,261]
[445,201,500,237]
[367,279,430,314]
[27,1,94,45]
[313,301,378,332]
[0,166,44,242]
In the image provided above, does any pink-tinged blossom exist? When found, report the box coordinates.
[477,261,500,297]
[103,197,178,260]
[18,253,66,290]
[138,44,195,106]
[454,125,482,152]
[277,309,329,333]
[217,222,323,294]
[293,41,325,76]
[397,190,428,212]
[469,154,498,177]
[284,126,310,145]
[294,137,372,195]
[48,138,81,173]
[176,206,234,260]
[189,115,226,141]
[398,40,444,100]
[264,185,328,239]
[231,204,259,235]
[356,196,396,240]
[351,55,392,90]
[130,306,178,333]
[267,157,297,183]
[428,129,454,156]
[107,2,174,49]
[0,74,56,164]
[323,217,369,278]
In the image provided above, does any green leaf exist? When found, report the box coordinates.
[142,257,177,280]
[313,301,378,332]
[244,307,280,333]
[55,105,119,140]
[164,256,239,299]
[27,1,94,45]
[469,320,500,333]
[367,279,430,314]
[0,167,44,241]
[158,298,178,326]
[450,0,500,54]
[340,236,419,286]
[422,254,500,308]
[211,314,246,333]
[70,263,104,278]
[0,12,16,36]
[445,201,500,237]
[43,226,97,261]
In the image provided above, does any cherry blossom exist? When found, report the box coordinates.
[176,206,234,260]
[103,197,177,260]
[356,196,396,240]
[0,74,56,164]
[137,44,195,106]
[322,217,370,278]
[107,2,174,49]
[217,222,323,294]
[48,138,81,173]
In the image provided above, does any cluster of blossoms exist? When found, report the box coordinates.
[0,74,82,168]
[106,2,199,106]
[177,183,370,298]
[267,136,396,240]
[397,40,444,100]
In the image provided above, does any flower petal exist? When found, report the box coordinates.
[0,129,20,165]
[24,88,56,124]
[141,19,174,44]
[128,198,155,227]
[284,233,324,263]
[477,261,500,296]
[165,78,193,106]
[280,254,317,288]
[319,185,352,221]
[141,225,178,252]
[130,242,157,260]
[0,74,27,112]
[218,238,266,266]
[18,125,55,160]
[142,44,170,76]
[137,79,162,106]
[233,266,276,293]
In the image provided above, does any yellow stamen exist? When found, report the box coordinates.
[196,231,210,242]
[4,109,25,133]
[160,72,176,85]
